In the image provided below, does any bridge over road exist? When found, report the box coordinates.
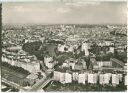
[29,71,54,92]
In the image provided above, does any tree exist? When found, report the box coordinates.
[22,41,42,54]
[84,56,90,69]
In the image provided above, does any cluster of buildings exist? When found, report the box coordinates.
[61,58,87,70]
[2,24,127,91]
[57,40,90,56]
[92,57,126,70]
[43,55,58,69]
[97,40,126,54]
[2,46,40,73]
[53,70,127,86]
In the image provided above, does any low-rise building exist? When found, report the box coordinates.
[45,61,55,69]
[57,44,67,52]
[26,73,38,86]
[97,61,112,67]
[74,62,83,70]
[44,56,55,69]
[44,56,53,64]
[108,46,114,53]
[67,46,74,52]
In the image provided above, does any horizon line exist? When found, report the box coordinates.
[2,23,127,25]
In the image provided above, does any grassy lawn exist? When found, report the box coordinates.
[2,66,28,79]
[2,66,29,86]
[44,81,127,92]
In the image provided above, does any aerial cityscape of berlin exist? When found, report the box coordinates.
[1,0,127,92]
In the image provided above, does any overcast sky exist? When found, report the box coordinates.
[2,0,127,24]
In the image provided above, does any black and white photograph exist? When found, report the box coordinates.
[1,0,127,92]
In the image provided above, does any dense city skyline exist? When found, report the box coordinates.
[2,1,127,24]
[1,1,127,92]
